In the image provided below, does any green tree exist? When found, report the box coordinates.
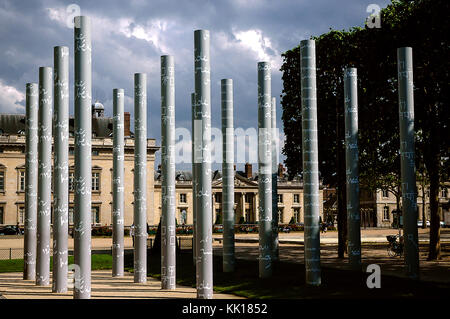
[281,0,449,260]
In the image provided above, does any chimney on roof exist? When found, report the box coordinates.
[245,163,252,178]
[278,163,285,177]
[124,112,131,137]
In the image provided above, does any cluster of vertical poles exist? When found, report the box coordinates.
[21,17,421,300]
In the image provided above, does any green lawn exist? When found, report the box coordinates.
[124,250,450,299]
[0,254,113,273]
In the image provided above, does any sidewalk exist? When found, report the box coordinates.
[0,270,242,299]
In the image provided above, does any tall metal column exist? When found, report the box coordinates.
[161,55,176,289]
[36,67,52,287]
[74,16,92,299]
[112,88,125,277]
[271,97,279,261]
[134,73,147,283]
[300,40,321,286]
[192,92,197,266]
[24,83,38,280]
[257,62,272,278]
[344,68,361,270]
[397,47,419,280]
[53,46,69,292]
[221,79,235,273]
[194,29,213,299]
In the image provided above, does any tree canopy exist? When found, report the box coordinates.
[280,0,449,259]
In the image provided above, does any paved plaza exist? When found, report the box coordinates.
[0,270,242,299]
[1,229,449,299]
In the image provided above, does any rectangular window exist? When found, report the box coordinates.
[180,193,187,203]
[68,207,74,225]
[0,206,4,224]
[294,194,300,203]
[441,188,448,198]
[92,172,100,192]
[91,206,100,224]
[19,170,25,192]
[179,209,187,224]
[278,194,283,203]
[18,206,25,224]
[278,209,283,223]
[214,193,222,203]
[0,170,5,192]
[69,172,74,192]
[245,194,251,203]
[382,189,389,198]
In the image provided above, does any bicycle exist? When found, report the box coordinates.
[386,234,403,257]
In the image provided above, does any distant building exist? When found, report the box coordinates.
[153,163,324,225]
[322,184,449,228]
[0,105,159,227]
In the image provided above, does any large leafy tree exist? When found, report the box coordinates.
[281,0,449,260]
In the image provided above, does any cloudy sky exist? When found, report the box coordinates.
[0,0,390,170]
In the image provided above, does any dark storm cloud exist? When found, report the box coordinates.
[0,0,391,169]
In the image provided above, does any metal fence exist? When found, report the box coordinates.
[0,248,24,260]
[1,237,195,261]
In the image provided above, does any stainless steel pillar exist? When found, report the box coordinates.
[194,29,213,299]
[300,40,321,286]
[161,55,176,289]
[397,47,420,279]
[257,62,272,278]
[134,73,147,283]
[112,88,125,277]
[24,83,38,280]
[53,46,69,292]
[221,79,235,272]
[73,15,92,299]
[344,67,361,270]
[36,67,52,287]
[271,97,279,261]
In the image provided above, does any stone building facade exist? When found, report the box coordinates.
[323,184,449,228]
[153,163,324,226]
[0,108,158,228]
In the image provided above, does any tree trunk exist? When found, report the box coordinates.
[428,164,441,260]
[427,105,441,260]
[421,176,426,229]
[151,220,162,255]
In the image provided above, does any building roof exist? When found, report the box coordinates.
[0,114,117,138]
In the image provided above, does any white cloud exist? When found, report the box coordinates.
[233,28,281,70]
[0,80,25,113]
